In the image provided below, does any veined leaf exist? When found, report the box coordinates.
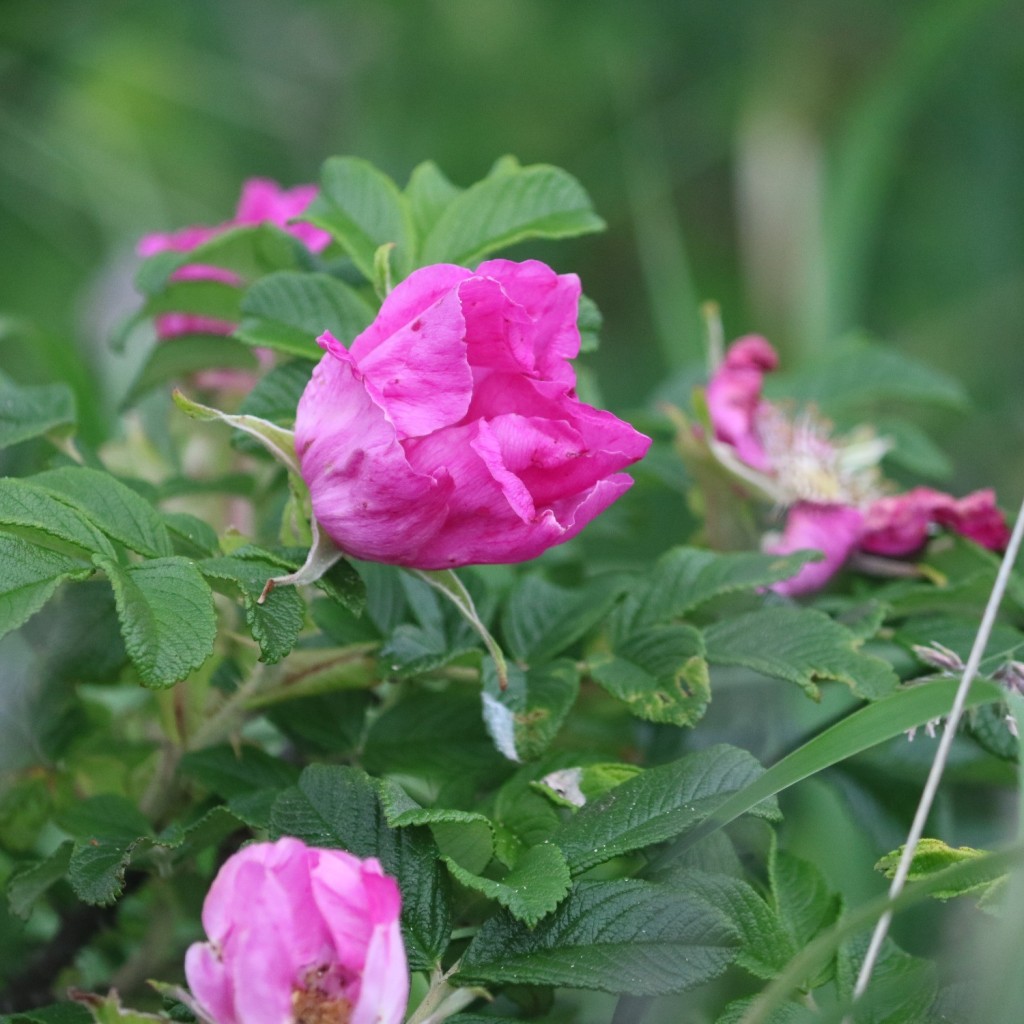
[238,359,316,425]
[0,478,116,557]
[0,370,76,449]
[96,555,216,688]
[456,879,738,994]
[420,162,605,266]
[405,160,462,242]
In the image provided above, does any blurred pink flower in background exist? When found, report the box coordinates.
[296,259,651,568]
[184,837,408,1024]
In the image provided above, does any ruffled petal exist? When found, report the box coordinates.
[767,502,863,596]
[185,943,238,1024]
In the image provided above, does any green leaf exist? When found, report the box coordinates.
[58,795,154,906]
[305,157,414,282]
[68,990,167,1024]
[874,416,954,481]
[836,935,937,1024]
[200,554,306,663]
[716,999,817,1024]
[555,744,779,875]
[237,270,377,357]
[578,293,602,353]
[121,335,259,407]
[591,624,711,726]
[142,276,241,320]
[456,879,737,994]
[179,743,300,799]
[0,478,116,557]
[704,606,899,700]
[0,534,92,640]
[421,162,605,266]
[613,547,819,637]
[162,511,220,557]
[6,840,74,919]
[405,160,462,241]
[444,842,570,926]
[502,573,628,665]
[874,838,992,900]
[0,1004,93,1024]
[270,764,452,970]
[0,369,76,449]
[482,659,580,762]
[31,467,173,558]
[238,359,315,424]
[96,555,216,687]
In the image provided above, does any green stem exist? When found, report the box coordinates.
[405,962,485,1024]
[412,569,509,690]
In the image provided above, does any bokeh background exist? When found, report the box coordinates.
[2,0,1022,504]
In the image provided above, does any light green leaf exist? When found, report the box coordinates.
[121,335,258,407]
[69,990,167,1024]
[31,467,173,558]
[237,270,377,357]
[142,277,241,321]
[444,842,570,926]
[0,534,92,640]
[199,554,306,663]
[405,160,462,241]
[875,838,992,900]
[305,157,414,282]
[704,606,899,700]
[0,370,76,449]
[96,555,216,688]
[238,359,315,425]
[456,879,738,994]
[420,163,605,266]
[591,624,711,726]
[577,293,602,353]
[0,478,116,557]
[555,744,779,875]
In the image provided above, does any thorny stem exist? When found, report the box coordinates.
[404,961,484,1024]
[847,492,1024,1017]
[412,569,509,689]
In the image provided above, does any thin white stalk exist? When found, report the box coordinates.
[849,495,1024,1013]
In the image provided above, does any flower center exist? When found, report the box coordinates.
[292,967,353,1024]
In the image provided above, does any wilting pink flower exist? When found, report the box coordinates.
[295,259,651,568]
[705,334,778,474]
[184,838,408,1024]
[137,178,331,343]
[765,502,864,596]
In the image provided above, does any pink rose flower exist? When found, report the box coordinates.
[295,259,651,568]
[705,334,779,474]
[137,177,331,344]
[765,501,864,596]
[184,837,408,1024]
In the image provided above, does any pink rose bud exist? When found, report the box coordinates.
[185,838,408,1024]
[295,259,651,568]
[766,501,864,596]
[705,335,779,474]
[137,178,330,343]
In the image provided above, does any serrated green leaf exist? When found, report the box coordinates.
[556,744,778,875]
[0,478,116,557]
[502,573,628,665]
[613,547,818,639]
[704,606,899,700]
[444,842,570,926]
[68,989,166,1024]
[836,934,937,1024]
[6,840,74,919]
[421,163,605,266]
[305,157,414,282]
[405,160,462,242]
[715,999,817,1024]
[238,359,315,424]
[96,555,216,687]
[0,534,92,640]
[270,764,451,970]
[178,743,300,799]
[0,370,76,449]
[875,838,991,900]
[31,467,173,558]
[0,1004,93,1024]
[121,335,259,407]
[199,554,305,662]
[162,511,220,557]
[591,624,711,726]
[237,270,377,357]
[456,879,737,994]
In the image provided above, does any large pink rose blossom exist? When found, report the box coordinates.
[137,178,331,345]
[702,336,1010,593]
[295,260,651,568]
[184,838,408,1024]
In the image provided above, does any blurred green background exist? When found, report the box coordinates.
[1,0,1022,500]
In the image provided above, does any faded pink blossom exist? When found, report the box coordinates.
[184,837,407,1024]
[295,259,651,568]
[705,334,778,473]
[933,488,1010,551]
[137,178,330,345]
[765,502,864,596]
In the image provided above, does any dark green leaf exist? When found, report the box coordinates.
[6,841,74,919]
[0,1004,93,1024]
[97,555,217,687]
[0,370,76,449]
[456,879,737,994]
[238,359,316,424]
[421,163,605,266]
[704,606,899,700]
[0,478,116,557]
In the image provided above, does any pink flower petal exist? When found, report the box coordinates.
[768,502,864,596]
